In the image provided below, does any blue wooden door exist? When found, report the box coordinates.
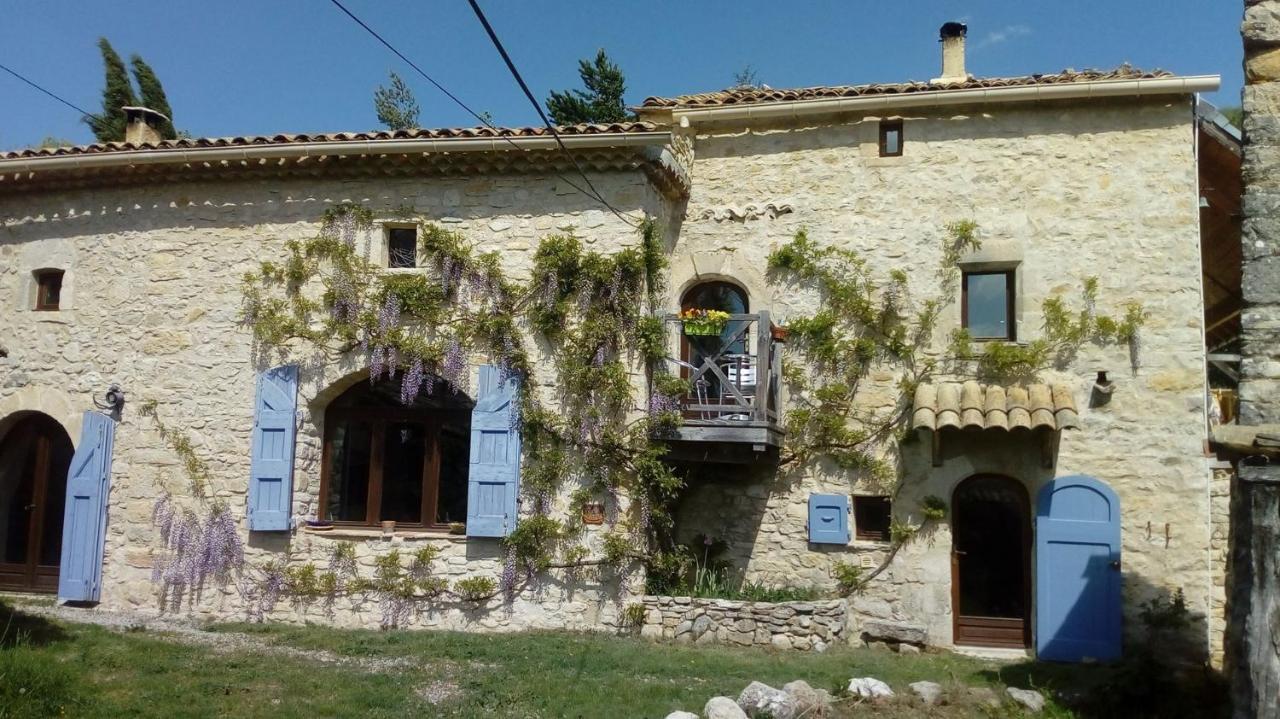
[57,411,115,602]
[466,365,521,538]
[1035,475,1122,662]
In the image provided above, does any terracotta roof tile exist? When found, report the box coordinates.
[1,122,661,161]
[640,66,1171,109]
[912,381,1080,432]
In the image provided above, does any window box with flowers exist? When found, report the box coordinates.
[680,308,731,336]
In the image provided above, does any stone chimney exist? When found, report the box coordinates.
[122,106,169,145]
[932,22,968,84]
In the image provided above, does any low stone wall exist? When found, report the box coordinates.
[638,595,847,650]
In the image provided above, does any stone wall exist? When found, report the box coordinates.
[1209,462,1234,669]
[0,170,671,631]
[637,595,847,650]
[1228,3,1280,715]
[669,97,1213,651]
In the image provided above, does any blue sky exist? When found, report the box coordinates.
[0,1,1244,150]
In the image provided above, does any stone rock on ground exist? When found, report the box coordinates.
[737,681,796,719]
[967,687,1001,708]
[704,696,748,719]
[909,680,943,705]
[847,677,894,699]
[896,643,921,654]
[1006,687,1046,713]
[665,712,699,719]
[860,619,928,645]
[781,679,834,716]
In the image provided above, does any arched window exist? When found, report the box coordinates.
[680,281,750,405]
[319,378,472,528]
[0,412,74,591]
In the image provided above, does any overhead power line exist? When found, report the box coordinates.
[0,62,94,119]
[326,0,640,228]
[463,0,639,227]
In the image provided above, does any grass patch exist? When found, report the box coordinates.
[0,599,1227,718]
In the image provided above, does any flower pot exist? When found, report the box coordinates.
[448,522,466,535]
[770,325,789,342]
[581,501,605,525]
[683,320,726,337]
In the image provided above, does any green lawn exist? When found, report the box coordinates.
[0,599,1225,718]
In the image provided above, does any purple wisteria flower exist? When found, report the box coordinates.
[386,346,399,380]
[592,345,606,368]
[378,294,401,334]
[369,345,387,383]
[443,340,467,393]
[500,547,518,601]
[401,357,425,405]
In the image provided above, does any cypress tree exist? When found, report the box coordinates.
[86,38,137,142]
[130,54,177,139]
[546,49,631,125]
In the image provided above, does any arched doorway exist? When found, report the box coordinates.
[0,413,74,592]
[952,474,1032,648]
[680,281,750,411]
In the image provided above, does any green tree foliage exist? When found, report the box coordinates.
[546,49,632,125]
[129,54,177,139]
[86,38,136,142]
[373,71,420,130]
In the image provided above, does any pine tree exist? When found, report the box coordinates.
[130,54,177,139]
[373,71,420,130]
[86,38,137,142]
[546,49,631,125]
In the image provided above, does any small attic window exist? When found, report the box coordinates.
[879,120,903,157]
[387,227,417,269]
[34,269,64,311]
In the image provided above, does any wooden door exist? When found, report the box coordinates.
[952,474,1032,648]
[1035,475,1122,662]
[0,414,74,593]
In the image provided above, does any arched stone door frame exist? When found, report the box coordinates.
[951,473,1033,649]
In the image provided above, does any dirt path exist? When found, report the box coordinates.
[6,598,462,704]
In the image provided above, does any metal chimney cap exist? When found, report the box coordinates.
[940,22,968,40]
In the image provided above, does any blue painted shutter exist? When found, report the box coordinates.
[248,365,299,531]
[466,365,521,538]
[808,493,850,544]
[58,411,116,602]
[1035,475,1123,662]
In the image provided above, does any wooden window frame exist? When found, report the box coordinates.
[33,269,64,311]
[961,270,1017,342]
[318,407,448,529]
[853,496,892,542]
[879,120,904,157]
[386,227,418,269]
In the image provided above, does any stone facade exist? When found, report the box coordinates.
[637,595,846,650]
[668,98,1213,652]
[0,170,672,631]
[0,90,1218,656]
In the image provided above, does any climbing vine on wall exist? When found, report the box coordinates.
[767,222,1145,594]
[234,203,684,620]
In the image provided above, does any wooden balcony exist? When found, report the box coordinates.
[655,311,784,463]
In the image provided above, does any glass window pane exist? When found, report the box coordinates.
[327,420,372,522]
[435,415,470,525]
[966,273,1011,339]
[380,422,425,524]
[38,436,73,567]
[388,229,416,268]
[0,434,38,564]
[884,129,900,155]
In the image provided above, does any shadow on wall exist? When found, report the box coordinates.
[668,461,777,590]
[992,572,1225,719]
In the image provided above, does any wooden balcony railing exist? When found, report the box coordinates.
[658,311,783,454]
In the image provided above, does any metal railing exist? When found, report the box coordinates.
[663,311,781,426]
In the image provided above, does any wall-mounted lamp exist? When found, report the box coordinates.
[1090,371,1115,407]
[93,383,126,418]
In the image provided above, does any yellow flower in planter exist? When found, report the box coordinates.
[680,308,731,336]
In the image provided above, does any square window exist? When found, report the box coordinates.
[854,496,892,542]
[962,271,1016,341]
[34,270,63,311]
[387,228,417,269]
[879,120,903,157]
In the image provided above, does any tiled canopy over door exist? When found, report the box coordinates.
[57,411,115,602]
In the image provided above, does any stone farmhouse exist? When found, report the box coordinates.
[0,25,1232,662]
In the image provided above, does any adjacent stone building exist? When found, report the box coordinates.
[0,25,1227,660]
